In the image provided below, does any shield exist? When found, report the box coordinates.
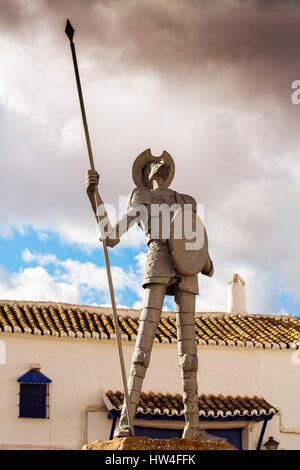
[169,207,209,276]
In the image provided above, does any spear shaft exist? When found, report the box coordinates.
[65,19,134,437]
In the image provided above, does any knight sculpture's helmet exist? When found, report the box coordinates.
[132,148,175,188]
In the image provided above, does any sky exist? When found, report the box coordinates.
[0,0,300,314]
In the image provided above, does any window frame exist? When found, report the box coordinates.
[18,381,50,419]
[17,368,51,419]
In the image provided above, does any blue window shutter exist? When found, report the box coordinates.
[19,383,48,418]
[18,369,51,419]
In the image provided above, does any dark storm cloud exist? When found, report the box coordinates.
[1,0,300,72]
[0,0,299,115]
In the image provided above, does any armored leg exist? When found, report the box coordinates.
[175,291,199,430]
[175,290,225,442]
[114,283,166,437]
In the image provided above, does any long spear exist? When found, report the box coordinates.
[65,19,134,437]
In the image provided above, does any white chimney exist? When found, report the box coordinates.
[227,274,247,315]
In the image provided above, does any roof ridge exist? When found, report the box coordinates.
[104,390,278,418]
[0,300,296,320]
[1,301,299,347]
[0,299,139,318]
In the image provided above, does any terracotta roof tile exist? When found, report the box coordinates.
[105,390,277,418]
[0,300,299,349]
[67,307,82,337]
[31,305,50,334]
[11,304,31,332]
[40,306,59,336]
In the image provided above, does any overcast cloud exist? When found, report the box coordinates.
[0,0,299,313]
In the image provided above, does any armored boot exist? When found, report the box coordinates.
[114,367,146,437]
[181,386,226,442]
[179,361,227,442]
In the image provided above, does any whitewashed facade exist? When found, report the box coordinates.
[0,300,299,450]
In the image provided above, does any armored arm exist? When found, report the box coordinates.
[86,170,116,246]
[106,187,151,246]
[86,172,148,247]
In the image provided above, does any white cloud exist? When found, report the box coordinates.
[134,251,147,274]
[0,265,80,304]
[1,246,284,313]
[0,1,299,313]
[15,249,144,306]
[57,258,140,293]
[132,300,143,310]
[21,249,58,266]
[38,232,49,242]
[196,260,283,314]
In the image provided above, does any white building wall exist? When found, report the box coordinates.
[0,332,299,450]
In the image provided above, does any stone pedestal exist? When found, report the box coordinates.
[82,436,236,450]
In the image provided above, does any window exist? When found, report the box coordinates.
[19,383,48,418]
[134,425,243,450]
[17,368,51,419]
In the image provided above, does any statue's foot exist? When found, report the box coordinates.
[113,424,132,438]
[182,426,227,442]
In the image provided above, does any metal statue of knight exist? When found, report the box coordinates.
[86,149,223,442]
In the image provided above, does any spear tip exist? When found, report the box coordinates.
[65,19,75,42]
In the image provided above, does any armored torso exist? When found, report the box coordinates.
[127,186,199,295]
